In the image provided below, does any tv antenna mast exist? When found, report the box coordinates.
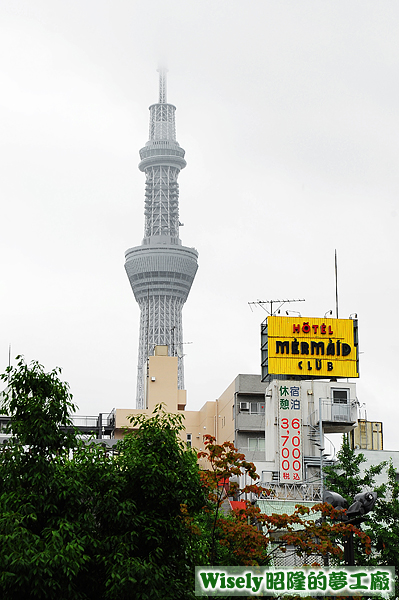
[248,298,305,316]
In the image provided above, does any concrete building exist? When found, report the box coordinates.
[124,70,198,408]
[114,345,188,440]
[262,379,357,495]
[349,418,398,488]
[111,347,358,490]
[0,330,358,501]
[350,419,383,451]
[353,449,399,488]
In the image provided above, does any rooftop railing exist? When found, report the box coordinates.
[258,482,323,501]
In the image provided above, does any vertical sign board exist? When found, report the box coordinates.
[278,382,303,483]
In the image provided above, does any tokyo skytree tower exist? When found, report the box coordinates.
[125,69,198,409]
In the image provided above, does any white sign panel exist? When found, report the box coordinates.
[278,382,303,483]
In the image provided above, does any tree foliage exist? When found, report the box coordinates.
[324,434,399,593]
[198,435,269,566]
[1,358,393,599]
[198,435,371,569]
[0,358,206,600]
[1,356,77,451]
[323,433,390,568]
[363,462,399,569]
[323,433,386,505]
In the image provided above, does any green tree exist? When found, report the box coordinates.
[323,434,386,505]
[0,356,77,451]
[0,357,95,598]
[363,462,399,566]
[323,433,395,573]
[0,358,206,600]
[116,407,207,598]
[357,462,399,597]
[322,435,399,596]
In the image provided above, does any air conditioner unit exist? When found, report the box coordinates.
[240,402,250,411]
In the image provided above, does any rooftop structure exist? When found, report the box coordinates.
[125,70,198,408]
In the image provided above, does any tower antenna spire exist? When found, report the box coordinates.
[157,66,168,104]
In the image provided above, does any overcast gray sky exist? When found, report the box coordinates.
[1,1,398,450]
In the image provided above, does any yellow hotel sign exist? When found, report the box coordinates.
[265,316,359,378]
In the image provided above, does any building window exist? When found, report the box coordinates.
[250,402,265,414]
[330,388,351,422]
[248,438,265,451]
[186,433,192,448]
[238,398,265,414]
[331,388,349,404]
[261,470,279,483]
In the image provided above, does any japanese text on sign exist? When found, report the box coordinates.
[278,382,302,483]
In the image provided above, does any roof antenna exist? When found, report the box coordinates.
[248,298,305,316]
[335,249,339,319]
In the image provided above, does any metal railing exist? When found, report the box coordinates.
[0,411,116,438]
[308,399,355,426]
[70,411,115,432]
[258,482,323,501]
[71,416,99,428]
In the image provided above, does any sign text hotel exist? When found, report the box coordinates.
[266,316,359,378]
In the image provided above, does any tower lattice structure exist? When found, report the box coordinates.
[125,70,198,408]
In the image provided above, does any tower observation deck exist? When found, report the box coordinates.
[125,70,198,408]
